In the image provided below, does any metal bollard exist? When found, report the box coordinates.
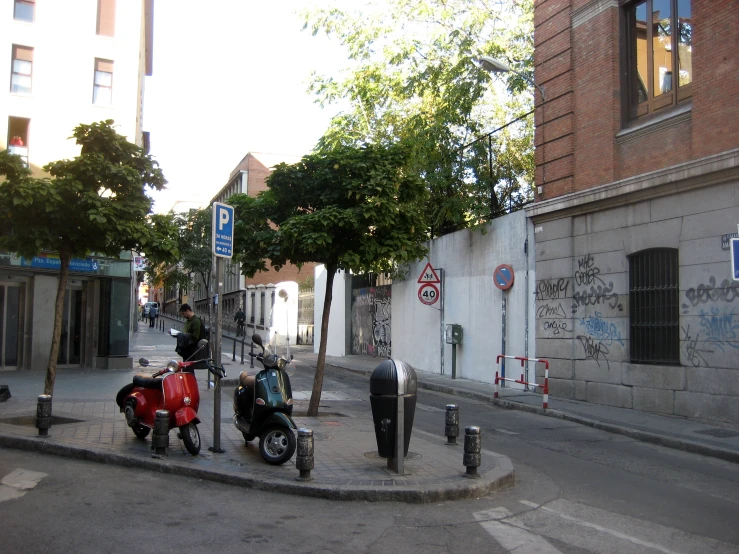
[295,428,314,482]
[232,337,236,361]
[240,336,245,365]
[152,410,169,456]
[0,385,11,402]
[463,426,481,478]
[445,404,459,445]
[36,395,52,436]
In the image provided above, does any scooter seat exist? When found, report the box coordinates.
[132,374,164,390]
[239,370,258,389]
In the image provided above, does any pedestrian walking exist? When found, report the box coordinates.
[234,308,246,336]
[148,304,158,328]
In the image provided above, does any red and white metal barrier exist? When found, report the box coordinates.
[495,355,550,409]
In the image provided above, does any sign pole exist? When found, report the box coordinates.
[209,201,233,455]
[493,264,515,387]
[211,257,224,453]
[439,268,444,376]
[501,289,506,385]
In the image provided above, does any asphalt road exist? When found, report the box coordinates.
[1,365,738,553]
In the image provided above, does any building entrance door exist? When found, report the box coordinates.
[57,288,83,366]
[0,283,23,369]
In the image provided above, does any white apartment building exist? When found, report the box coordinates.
[0,0,154,370]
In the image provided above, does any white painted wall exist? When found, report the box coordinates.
[393,211,536,385]
[313,266,349,357]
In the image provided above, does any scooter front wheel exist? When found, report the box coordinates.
[132,423,150,439]
[259,425,296,465]
[179,422,201,455]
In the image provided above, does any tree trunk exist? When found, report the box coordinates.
[308,264,336,417]
[45,249,70,395]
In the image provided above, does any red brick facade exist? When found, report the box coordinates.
[534,0,739,198]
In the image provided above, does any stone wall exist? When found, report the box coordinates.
[533,179,739,425]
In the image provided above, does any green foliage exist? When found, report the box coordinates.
[231,142,429,277]
[0,120,177,395]
[145,207,214,305]
[0,120,172,261]
[303,0,535,237]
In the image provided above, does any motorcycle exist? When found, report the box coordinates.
[233,334,297,465]
[115,337,225,455]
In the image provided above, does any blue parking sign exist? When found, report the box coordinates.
[212,202,234,258]
[732,238,739,281]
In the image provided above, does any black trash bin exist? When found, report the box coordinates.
[369,359,417,458]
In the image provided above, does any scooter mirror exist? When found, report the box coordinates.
[138,358,150,367]
[197,339,208,349]
[252,334,263,347]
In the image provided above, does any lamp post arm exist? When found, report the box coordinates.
[507,67,546,102]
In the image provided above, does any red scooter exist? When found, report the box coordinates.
[115,339,225,455]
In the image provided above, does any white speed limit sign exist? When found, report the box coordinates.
[418,283,439,306]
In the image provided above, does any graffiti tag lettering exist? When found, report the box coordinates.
[682,277,739,312]
[536,278,569,301]
[681,324,713,367]
[543,320,572,335]
[577,335,610,368]
[571,283,623,314]
[578,311,624,346]
[699,308,739,352]
[575,255,605,286]
[537,302,567,319]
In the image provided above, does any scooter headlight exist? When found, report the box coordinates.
[166,360,180,373]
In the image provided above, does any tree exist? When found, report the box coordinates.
[303,0,535,236]
[231,143,428,416]
[0,120,177,395]
[145,207,215,317]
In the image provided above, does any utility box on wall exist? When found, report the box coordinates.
[445,324,463,345]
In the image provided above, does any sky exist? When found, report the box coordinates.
[144,1,347,214]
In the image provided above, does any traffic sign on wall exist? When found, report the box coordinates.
[417,262,441,284]
[418,283,440,305]
[493,264,515,290]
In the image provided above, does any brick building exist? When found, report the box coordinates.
[192,152,315,344]
[527,0,739,424]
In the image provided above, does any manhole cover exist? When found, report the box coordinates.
[364,451,422,460]
[0,415,84,427]
[694,428,739,438]
[312,432,332,441]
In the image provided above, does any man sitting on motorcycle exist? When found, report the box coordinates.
[178,303,202,362]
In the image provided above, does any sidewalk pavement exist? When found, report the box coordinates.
[0,326,513,503]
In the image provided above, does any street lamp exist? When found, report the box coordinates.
[478,56,546,198]
[477,56,545,101]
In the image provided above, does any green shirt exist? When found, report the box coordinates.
[184,315,201,344]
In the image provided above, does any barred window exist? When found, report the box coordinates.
[628,248,679,363]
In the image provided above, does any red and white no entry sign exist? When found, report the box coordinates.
[418,283,440,305]
[493,264,515,290]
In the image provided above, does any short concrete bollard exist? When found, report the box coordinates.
[445,404,459,445]
[152,410,170,456]
[295,428,314,482]
[462,426,481,478]
[36,395,52,436]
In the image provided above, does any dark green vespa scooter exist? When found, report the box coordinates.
[233,334,297,465]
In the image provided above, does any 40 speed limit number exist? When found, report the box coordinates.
[418,283,439,306]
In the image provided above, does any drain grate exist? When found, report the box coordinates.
[0,415,84,427]
[694,428,739,439]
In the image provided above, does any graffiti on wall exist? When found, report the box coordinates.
[535,278,569,319]
[700,308,739,352]
[570,255,623,314]
[682,277,739,313]
[681,324,713,367]
[576,335,610,368]
[577,311,624,347]
[373,287,392,357]
[543,320,572,335]
[351,285,392,357]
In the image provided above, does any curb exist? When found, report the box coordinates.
[0,431,515,503]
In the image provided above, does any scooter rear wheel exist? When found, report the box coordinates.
[132,423,150,439]
[259,425,296,465]
[179,422,201,455]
